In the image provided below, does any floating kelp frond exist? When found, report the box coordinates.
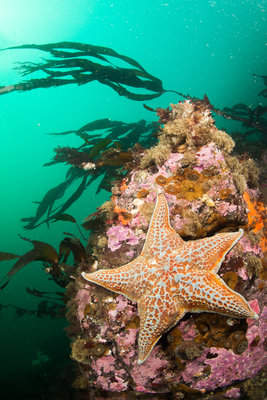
[0,296,65,319]
[0,235,58,290]
[52,213,86,241]
[0,252,20,261]
[45,146,91,168]
[58,237,86,265]
[0,230,87,291]
[222,103,267,134]
[22,119,157,230]
[253,74,267,98]
[26,287,65,301]
[21,176,76,229]
[48,119,157,149]
[0,41,165,100]
[0,302,65,319]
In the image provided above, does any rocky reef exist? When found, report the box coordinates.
[66,101,267,399]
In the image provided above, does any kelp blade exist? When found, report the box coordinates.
[0,236,58,290]
[0,41,165,100]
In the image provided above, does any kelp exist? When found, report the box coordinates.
[22,174,88,230]
[36,300,65,319]
[1,285,65,318]
[26,287,64,300]
[52,213,86,241]
[21,176,76,229]
[48,118,157,151]
[0,301,65,319]
[222,103,267,135]
[1,41,265,229]
[0,252,20,261]
[22,119,157,229]
[0,234,86,289]
[82,209,103,231]
[0,235,58,289]
[254,74,267,98]
[0,41,166,100]
[58,237,86,265]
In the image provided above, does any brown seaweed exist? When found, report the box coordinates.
[21,177,76,229]
[253,74,267,98]
[52,213,86,241]
[26,287,64,301]
[0,41,165,100]
[0,230,88,290]
[22,119,157,230]
[0,235,58,289]
[0,252,20,261]
[58,237,86,265]
[22,175,88,230]
[0,298,65,319]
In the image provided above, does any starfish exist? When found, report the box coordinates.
[82,192,258,364]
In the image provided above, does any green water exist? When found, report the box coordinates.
[0,0,266,398]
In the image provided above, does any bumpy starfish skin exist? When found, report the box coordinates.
[82,192,258,364]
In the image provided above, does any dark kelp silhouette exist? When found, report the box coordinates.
[0,234,86,289]
[218,75,267,154]
[52,213,86,240]
[21,119,157,229]
[254,74,267,98]
[0,41,265,230]
[0,41,166,100]
[0,299,65,319]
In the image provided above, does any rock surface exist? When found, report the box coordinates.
[67,101,267,399]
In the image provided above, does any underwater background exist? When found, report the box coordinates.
[0,0,266,398]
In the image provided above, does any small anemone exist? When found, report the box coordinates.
[83,303,97,317]
[184,168,201,182]
[137,188,149,199]
[92,343,106,357]
[155,175,167,186]
[220,188,232,200]
[222,271,238,290]
[165,182,181,196]
[180,180,204,201]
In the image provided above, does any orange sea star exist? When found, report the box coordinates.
[82,192,258,364]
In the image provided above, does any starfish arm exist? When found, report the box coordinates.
[179,270,258,319]
[141,192,184,260]
[137,290,185,364]
[183,229,243,273]
[82,256,151,302]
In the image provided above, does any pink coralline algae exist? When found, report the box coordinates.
[106,225,139,251]
[194,143,225,171]
[157,152,184,174]
[68,101,267,398]
[223,387,241,399]
[182,306,267,391]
